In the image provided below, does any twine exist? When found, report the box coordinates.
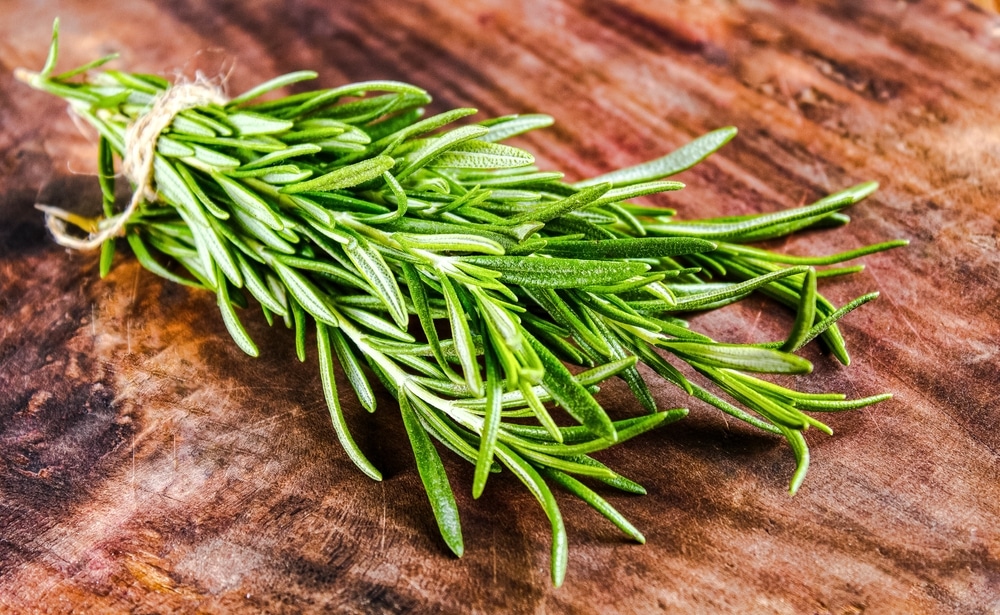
[40,82,228,250]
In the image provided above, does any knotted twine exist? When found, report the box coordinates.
[40,82,228,250]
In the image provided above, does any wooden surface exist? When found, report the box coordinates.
[2,1,1000,613]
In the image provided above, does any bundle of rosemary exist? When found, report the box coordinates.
[17,21,904,585]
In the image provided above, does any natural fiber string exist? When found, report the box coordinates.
[40,82,228,250]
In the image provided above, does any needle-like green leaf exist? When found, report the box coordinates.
[214,264,259,357]
[526,331,616,441]
[329,326,377,413]
[399,392,464,557]
[541,237,716,259]
[317,322,381,481]
[472,347,504,498]
[271,259,340,326]
[544,469,645,543]
[230,70,319,106]
[462,256,649,288]
[493,442,568,587]
[280,155,396,194]
[438,272,484,396]
[427,140,534,169]
[576,126,737,188]
[662,340,813,374]
[479,114,554,142]
[782,267,817,352]
[338,228,409,328]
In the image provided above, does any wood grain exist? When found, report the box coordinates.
[2,1,999,613]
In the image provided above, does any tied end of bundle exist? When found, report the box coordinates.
[41,81,229,251]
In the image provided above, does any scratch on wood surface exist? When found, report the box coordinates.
[491,527,497,584]
[129,264,141,309]
[221,384,305,394]
[380,481,387,552]
[245,410,296,433]
[126,264,142,354]
[131,432,136,506]
[864,267,922,344]
[861,397,887,440]
[746,305,764,344]
[139,485,184,505]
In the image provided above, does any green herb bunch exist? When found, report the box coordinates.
[17,21,904,585]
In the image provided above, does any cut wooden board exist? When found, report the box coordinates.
[1,1,999,613]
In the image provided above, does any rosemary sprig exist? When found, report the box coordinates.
[16,21,905,586]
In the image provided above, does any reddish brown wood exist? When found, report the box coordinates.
[2,1,999,613]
